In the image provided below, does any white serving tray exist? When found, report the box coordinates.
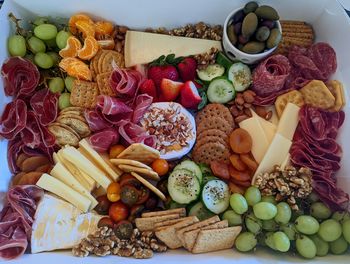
[0,0,349,263]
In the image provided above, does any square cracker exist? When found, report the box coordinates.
[135,213,180,232]
[142,208,186,218]
[70,80,99,109]
[327,80,346,112]
[300,80,335,109]
[96,71,116,96]
[275,90,304,117]
[117,143,160,164]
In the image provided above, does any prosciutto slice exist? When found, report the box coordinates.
[96,95,133,123]
[132,94,153,124]
[0,99,27,140]
[30,89,59,126]
[88,128,120,153]
[110,67,144,97]
[1,57,40,98]
[0,185,43,260]
[117,120,156,148]
[84,109,111,132]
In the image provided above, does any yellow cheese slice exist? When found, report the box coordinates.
[239,117,270,163]
[124,31,222,67]
[50,163,98,210]
[61,147,112,190]
[276,103,300,141]
[251,110,276,143]
[79,139,122,181]
[252,134,292,183]
[36,173,91,212]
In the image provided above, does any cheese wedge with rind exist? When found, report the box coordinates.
[50,163,98,210]
[276,103,300,141]
[124,31,222,67]
[61,147,112,190]
[36,173,91,212]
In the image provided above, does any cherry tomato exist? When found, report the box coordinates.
[97,217,115,228]
[95,195,111,215]
[129,204,145,222]
[151,159,169,176]
[120,173,140,187]
[120,185,139,206]
[136,186,150,205]
[109,201,129,222]
[107,182,121,202]
[109,144,126,159]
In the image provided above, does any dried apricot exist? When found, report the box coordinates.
[95,21,114,37]
[75,20,95,38]
[78,36,99,60]
[229,128,252,154]
[228,181,245,195]
[69,13,94,34]
[59,36,82,58]
[240,153,258,172]
[229,154,248,171]
[230,178,251,187]
[59,57,82,71]
[17,171,43,185]
[228,166,251,182]
[210,160,230,180]
[66,60,92,81]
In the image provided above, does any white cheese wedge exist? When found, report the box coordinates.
[51,163,98,210]
[124,31,222,67]
[252,134,292,183]
[31,194,101,253]
[79,139,122,181]
[280,153,291,170]
[61,147,112,190]
[276,103,300,141]
[250,110,276,143]
[239,117,270,163]
[36,173,91,212]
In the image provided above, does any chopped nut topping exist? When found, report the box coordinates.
[140,103,194,154]
[254,165,313,210]
[72,227,167,259]
[193,47,219,70]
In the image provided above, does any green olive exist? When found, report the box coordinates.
[242,41,265,54]
[255,5,280,20]
[267,28,282,49]
[243,1,259,14]
[227,24,237,45]
[242,12,258,37]
[255,26,270,42]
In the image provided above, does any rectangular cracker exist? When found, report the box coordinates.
[135,213,180,232]
[117,143,160,164]
[141,208,186,218]
[70,80,99,109]
[154,218,186,230]
[96,71,116,96]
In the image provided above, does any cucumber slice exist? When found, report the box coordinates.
[227,62,252,92]
[207,78,235,103]
[202,176,218,186]
[189,201,215,221]
[168,169,200,204]
[202,180,230,214]
[216,52,233,70]
[174,160,202,184]
[197,64,225,82]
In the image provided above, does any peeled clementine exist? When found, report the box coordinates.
[78,36,99,60]
[59,57,82,71]
[75,20,95,38]
[66,60,92,81]
[95,21,114,37]
[59,36,82,58]
[69,13,94,34]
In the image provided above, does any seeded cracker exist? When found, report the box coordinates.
[192,142,230,165]
[195,103,234,125]
[70,80,99,109]
[101,50,125,72]
[196,117,233,135]
[96,71,116,96]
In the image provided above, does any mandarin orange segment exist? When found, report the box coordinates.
[59,57,82,71]
[59,36,82,58]
[69,13,94,34]
[78,36,99,60]
[95,21,114,37]
[75,20,95,38]
[66,60,92,81]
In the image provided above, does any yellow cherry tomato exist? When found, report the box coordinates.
[107,182,121,202]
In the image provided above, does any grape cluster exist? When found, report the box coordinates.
[222,186,350,259]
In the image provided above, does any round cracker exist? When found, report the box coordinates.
[196,103,234,126]
[92,49,105,75]
[192,141,230,165]
[98,50,109,74]
[48,124,80,147]
[196,117,233,135]
[56,116,91,138]
[101,51,124,73]
[57,113,86,122]
[195,135,228,150]
[60,106,84,114]
[197,128,228,141]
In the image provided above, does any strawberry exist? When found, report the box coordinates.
[148,65,179,88]
[180,81,202,109]
[160,79,184,102]
[177,57,197,81]
[140,79,157,99]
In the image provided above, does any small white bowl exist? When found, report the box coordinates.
[223,7,282,64]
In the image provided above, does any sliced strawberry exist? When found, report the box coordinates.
[148,65,179,88]
[140,79,157,99]
[160,79,183,102]
[177,57,197,81]
[180,81,202,109]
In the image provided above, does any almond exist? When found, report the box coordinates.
[20,156,50,172]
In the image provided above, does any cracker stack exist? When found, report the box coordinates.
[192,104,234,165]
[276,20,315,55]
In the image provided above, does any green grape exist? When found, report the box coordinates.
[274,202,292,224]
[296,235,317,259]
[8,35,26,57]
[253,202,277,220]
[33,17,49,26]
[64,76,76,92]
[332,211,350,222]
[34,24,58,40]
[235,232,257,252]
[261,195,277,204]
[272,231,290,252]
[229,193,248,215]
[45,38,57,49]
[295,215,319,235]
[49,77,65,93]
[308,191,320,203]
[265,232,276,250]
[222,210,242,226]
[58,93,72,110]
[280,223,296,240]
[310,202,331,220]
[56,30,72,49]
[262,219,278,231]
[27,36,46,54]
[244,186,261,206]
[318,219,342,242]
[34,52,54,69]
[47,52,60,65]
[310,234,329,257]
[330,236,348,255]
[245,212,262,234]
[342,219,350,243]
